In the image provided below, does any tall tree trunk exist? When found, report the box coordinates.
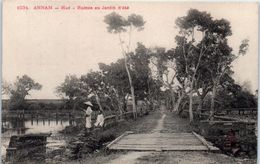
[197,96,203,115]
[70,98,76,113]
[117,98,123,116]
[150,97,154,110]
[130,86,137,119]
[94,92,103,112]
[124,94,129,112]
[124,58,137,119]
[209,83,217,120]
[189,90,194,123]
[114,89,123,116]
[170,89,175,111]
[174,93,184,112]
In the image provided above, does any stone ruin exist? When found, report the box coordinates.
[6,133,51,162]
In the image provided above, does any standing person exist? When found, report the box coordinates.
[84,101,93,132]
[95,110,105,128]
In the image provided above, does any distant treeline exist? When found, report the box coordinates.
[2,99,64,111]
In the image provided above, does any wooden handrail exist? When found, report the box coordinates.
[104,115,116,120]
[200,120,256,124]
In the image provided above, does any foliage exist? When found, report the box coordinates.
[173,9,222,121]
[2,79,11,95]
[53,9,254,120]
[201,75,257,112]
[56,43,163,113]
[149,47,177,110]
[81,71,104,94]
[130,43,151,100]
[218,82,257,109]
[172,9,250,121]
[56,75,83,100]
[99,59,130,112]
[104,12,128,33]
[6,75,42,110]
[99,59,130,97]
[104,12,145,34]
[56,75,87,110]
[104,12,145,119]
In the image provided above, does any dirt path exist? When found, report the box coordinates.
[105,152,151,164]
[151,111,166,133]
[106,108,166,164]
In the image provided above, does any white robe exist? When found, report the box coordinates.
[94,114,105,127]
[85,107,93,128]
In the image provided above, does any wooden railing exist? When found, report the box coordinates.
[1,110,138,131]
[199,108,257,115]
[181,108,257,122]
[103,111,136,128]
[103,115,117,128]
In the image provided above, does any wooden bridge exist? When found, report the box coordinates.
[107,131,219,152]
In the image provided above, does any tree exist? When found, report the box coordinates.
[129,43,164,111]
[99,59,130,114]
[7,75,42,110]
[104,12,145,119]
[150,47,178,111]
[194,65,213,114]
[174,9,215,122]
[173,9,248,122]
[56,75,82,100]
[214,77,257,111]
[2,79,11,95]
[80,71,105,112]
[55,75,85,110]
[130,43,151,100]
[205,38,249,119]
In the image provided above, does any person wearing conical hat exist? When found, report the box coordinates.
[84,101,93,131]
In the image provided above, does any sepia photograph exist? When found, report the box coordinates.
[1,1,258,163]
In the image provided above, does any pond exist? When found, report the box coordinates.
[2,118,70,160]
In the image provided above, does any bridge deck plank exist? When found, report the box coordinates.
[107,132,217,151]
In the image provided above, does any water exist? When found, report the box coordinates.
[2,119,70,159]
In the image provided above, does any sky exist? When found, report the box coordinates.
[3,1,258,99]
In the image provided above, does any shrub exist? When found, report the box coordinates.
[97,131,116,145]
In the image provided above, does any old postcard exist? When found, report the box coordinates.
[2,1,258,163]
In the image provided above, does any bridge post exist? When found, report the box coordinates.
[56,112,58,125]
[48,112,51,125]
[31,113,34,125]
[36,112,39,125]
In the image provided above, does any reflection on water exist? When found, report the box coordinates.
[26,119,70,133]
[2,118,70,159]
[3,118,70,135]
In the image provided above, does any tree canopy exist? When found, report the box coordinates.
[6,75,42,110]
[55,9,254,120]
